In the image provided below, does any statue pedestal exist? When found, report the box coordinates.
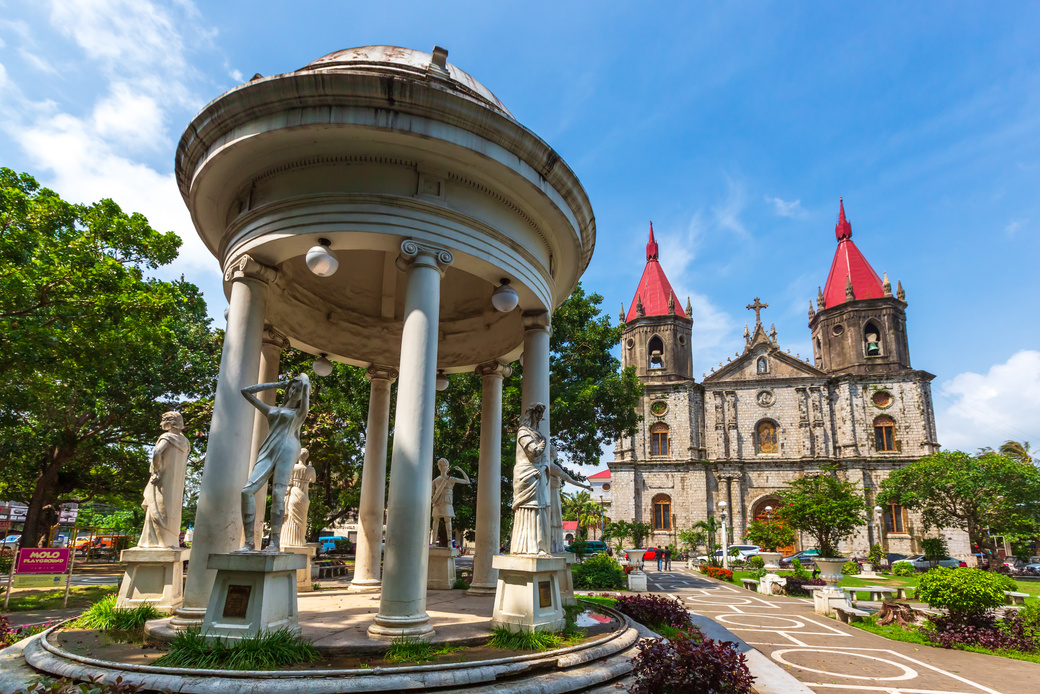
[491,555,566,633]
[427,546,459,590]
[813,587,853,617]
[627,569,647,592]
[758,573,786,595]
[116,547,189,612]
[201,552,305,642]
[552,551,577,606]
[283,544,319,592]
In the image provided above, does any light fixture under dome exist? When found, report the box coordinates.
[305,238,338,277]
[313,354,334,377]
[491,278,519,312]
[436,370,449,391]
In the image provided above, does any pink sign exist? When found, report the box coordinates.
[15,548,71,574]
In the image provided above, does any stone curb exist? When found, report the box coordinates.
[0,632,44,693]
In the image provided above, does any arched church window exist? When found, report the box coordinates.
[757,357,768,374]
[648,336,665,369]
[755,420,779,454]
[650,423,669,456]
[864,321,882,357]
[652,494,672,531]
[874,415,896,452]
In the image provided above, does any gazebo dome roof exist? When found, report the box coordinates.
[301,45,515,119]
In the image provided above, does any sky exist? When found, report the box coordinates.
[1,1,1038,467]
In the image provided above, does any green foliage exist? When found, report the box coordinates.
[684,516,723,566]
[790,559,811,580]
[604,520,633,552]
[775,465,867,557]
[154,627,319,670]
[842,560,860,575]
[579,595,618,608]
[1021,601,1040,633]
[878,450,1040,570]
[384,638,462,664]
[916,567,1017,616]
[746,555,764,570]
[570,538,589,561]
[487,626,581,651]
[76,595,161,632]
[0,167,220,548]
[562,491,605,538]
[452,577,470,590]
[744,518,796,553]
[630,521,652,548]
[893,561,916,577]
[867,543,886,566]
[573,552,626,590]
[921,537,949,566]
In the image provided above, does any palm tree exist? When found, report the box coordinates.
[999,440,1033,465]
[563,491,606,538]
[687,517,723,567]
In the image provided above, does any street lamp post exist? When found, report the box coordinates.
[718,500,729,570]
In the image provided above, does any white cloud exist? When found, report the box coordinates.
[712,177,749,238]
[1004,220,1023,236]
[935,350,1040,452]
[18,48,57,74]
[228,67,243,82]
[766,195,806,218]
[91,82,166,150]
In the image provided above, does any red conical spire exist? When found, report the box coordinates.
[821,199,884,308]
[626,223,686,321]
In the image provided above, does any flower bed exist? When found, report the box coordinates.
[614,594,695,632]
[699,565,734,582]
[631,632,754,694]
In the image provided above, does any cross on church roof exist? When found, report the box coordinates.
[746,297,768,326]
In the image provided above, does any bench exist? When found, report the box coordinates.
[834,605,870,624]
[865,587,897,602]
[741,578,760,591]
[1006,591,1028,606]
[895,586,914,600]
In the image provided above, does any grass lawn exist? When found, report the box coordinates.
[3,584,116,612]
[839,573,1040,606]
[851,615,1040,665]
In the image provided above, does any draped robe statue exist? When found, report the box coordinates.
[282,448,317,547]
[430,458,471,546]
[239,374,311,553]
[548,446,593,553]
[139,412,191,548]
[510,403,550,555]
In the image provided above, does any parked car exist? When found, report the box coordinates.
[1022,562,1040,576]
[697,544,761,564]
[779,548,821,568]
[565,540,609,556]
[1,534,22,553]
[892,554,966,570]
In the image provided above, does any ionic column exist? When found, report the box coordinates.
[173,256,276,627]
[248,327,290,549]
[350,365,398,592]
[521,310,552,438]
[368,241,452,642]
[467,361,511,596]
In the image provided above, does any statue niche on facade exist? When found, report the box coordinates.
[139,411,191,548]
[430,458,471,546]
[548,446,592,553]
[282,448,317,548]
[510,402,551,555]
[239,374,311,553]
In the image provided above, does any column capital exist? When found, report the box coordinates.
[261,325,290,350]
[396,240,454,275]
[475,360,512,379]
[521,309,551,334]
[366,364,399,383]
[224,254,279,284]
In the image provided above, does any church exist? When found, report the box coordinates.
[608,201,969,559]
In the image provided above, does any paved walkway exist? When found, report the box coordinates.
[645,566,1040,694]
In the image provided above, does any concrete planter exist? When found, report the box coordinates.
[815,557,846,585]
[759,551,783,573]
[624,549,646,567]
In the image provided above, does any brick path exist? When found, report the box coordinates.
[646,566,1040,694]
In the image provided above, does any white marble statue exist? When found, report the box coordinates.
[282,448,317,547]
[138,411,191,548]
[239,374,311,553]
[430,458,471,546]
[548,446,592,553]
[510,403,551,555]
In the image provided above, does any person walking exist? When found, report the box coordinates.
[656,549,663,571]
[665,547,672,571]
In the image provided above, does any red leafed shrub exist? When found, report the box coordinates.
[699,565,734,582]
[614,594,696,631]
[631,633,755,694]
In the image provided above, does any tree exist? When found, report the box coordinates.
[683,517,723,566]
[562,490,605,539]
[744,517,796,553]
[999,440,1033,465]
[604,520,633,553]
[0,168,220,548]
[775,465,867,558]
[630,521,652,548]
[877,450,1040,570]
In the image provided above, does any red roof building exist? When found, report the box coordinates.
[587,470,611,480]
[625,224,686,322]
[820,199,884,308]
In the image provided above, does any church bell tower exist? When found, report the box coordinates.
[621,224,694,383]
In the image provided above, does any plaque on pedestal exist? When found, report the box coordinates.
[428,546,459,590]
[282,544,319,592]
[490,555,566,633]
[201,552,306,641]
[551,551,577,606]
[116,547,189,612]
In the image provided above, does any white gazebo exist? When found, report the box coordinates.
[170,45,595,642]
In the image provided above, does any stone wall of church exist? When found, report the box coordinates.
[630,382,703,462]
[829,374,939,459]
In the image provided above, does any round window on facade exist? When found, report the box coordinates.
[650,400,668,416]
[832,324,845,336]
[626,338,635,349]
[602,483,611,491]
[872,391,892,408]
[678,335,686,345]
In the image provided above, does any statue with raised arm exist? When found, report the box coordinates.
[282,448,317,547]
[548,446,593,553]
[238,373,311,553]
[510,403,551,555]
[139,411,191,548]
[430,458,471,547]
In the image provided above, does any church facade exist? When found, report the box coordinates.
[609,202,969,559]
